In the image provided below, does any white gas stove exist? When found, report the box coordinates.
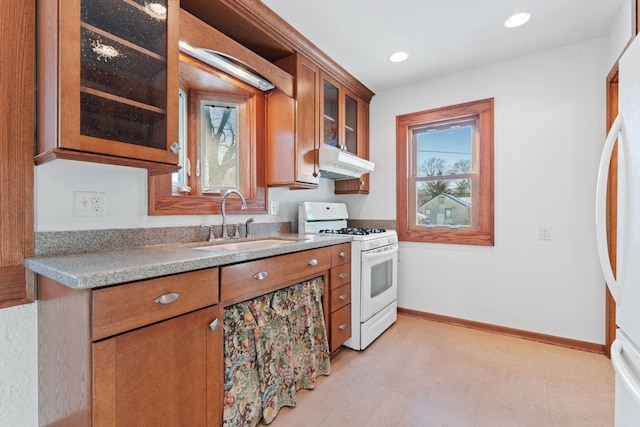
[298,201,397,241]
[299,202,398,350]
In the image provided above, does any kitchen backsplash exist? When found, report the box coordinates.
[34,222,292,256]
[347,219,396,230]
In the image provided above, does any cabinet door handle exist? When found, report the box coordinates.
[339,251,346,258]
[338,273,346,279]
[209,318,219,332]
[338,293,347,301]
[154,292,180,304]
[170,142,181,153]
[308,258,318,266]
[339,323,347,330]
[253,271,268,280]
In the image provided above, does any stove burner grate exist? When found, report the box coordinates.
[319,227,387,236]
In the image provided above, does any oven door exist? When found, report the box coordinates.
[360,243,398,322]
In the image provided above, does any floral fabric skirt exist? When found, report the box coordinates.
[222,276,331,426]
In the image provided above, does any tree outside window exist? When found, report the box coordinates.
[396,98,494,245]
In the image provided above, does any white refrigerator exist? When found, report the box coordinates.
[597,34,640,426]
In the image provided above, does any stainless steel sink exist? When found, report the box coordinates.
[194,239,298,252]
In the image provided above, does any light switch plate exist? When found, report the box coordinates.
[538,225,551,240]
[74,192,106,217]
[270,201,280,215]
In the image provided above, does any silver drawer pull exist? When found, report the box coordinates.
[209,318,219,332]
[339,251,346,258]
[154,292,180,304]
[339,323,347,330]
[338,273,347,279]
[308,259,318,266]
[253,271,268,280]
[338,294,347,301]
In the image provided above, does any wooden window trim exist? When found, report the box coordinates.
[396,98,494,246]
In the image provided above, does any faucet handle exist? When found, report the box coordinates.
[233,224,240,239]
[200,225,215,242]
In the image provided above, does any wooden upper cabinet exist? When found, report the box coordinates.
[323,75,370,194]
[268,53,320,189]
[269,54,371,193]
[36,0,181,175]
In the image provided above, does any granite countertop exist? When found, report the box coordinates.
[24,233,351,290]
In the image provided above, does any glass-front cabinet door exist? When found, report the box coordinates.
[37,0,179,171]
[344,92,358,154]
[322,77,340,149]
[320,71,370,194]
[320,72,363,157]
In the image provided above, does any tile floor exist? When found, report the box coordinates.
[271,314,614,427]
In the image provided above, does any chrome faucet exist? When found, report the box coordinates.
[221,190,247,239]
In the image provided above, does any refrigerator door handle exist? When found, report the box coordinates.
[612,339,640,407]
[596,114,622,303]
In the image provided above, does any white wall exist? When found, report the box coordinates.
[34,159,336,232]
[356,37,611,344]
[609,0,636,66]
[0,303,38,426]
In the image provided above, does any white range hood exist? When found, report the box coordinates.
[318,147,375,180]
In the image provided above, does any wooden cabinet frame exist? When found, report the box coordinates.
[0,0,34,308]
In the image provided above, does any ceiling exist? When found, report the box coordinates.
[261,0,626,93]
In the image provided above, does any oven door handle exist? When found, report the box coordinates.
[362,244,398,262]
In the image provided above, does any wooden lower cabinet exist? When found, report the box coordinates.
[38,269,222,426]
[328,243,352,352]
[219,244,352,353]
[37,244,351,425]
[92,306,223,426]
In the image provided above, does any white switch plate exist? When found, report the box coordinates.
[74,192,106,217]
[538,225,551,240]
[270,201,280,215]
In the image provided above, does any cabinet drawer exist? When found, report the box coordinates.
[331,243,351,266]
[330,283,351,312]
[330,304,351,351]
[330,264,350,290]
[220,248,331,303]
[92,268,219,341]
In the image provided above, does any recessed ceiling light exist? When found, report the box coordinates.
[505,12,531,28]
[389,51,408,63]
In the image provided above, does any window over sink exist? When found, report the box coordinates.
[151,51,267,215]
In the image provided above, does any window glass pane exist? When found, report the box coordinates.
[416,179,472,226]
[201,101,238,190]
[416,125,473,177]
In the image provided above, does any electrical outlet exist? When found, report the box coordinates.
[538,225,551,240]
[74,192,106,217]
[270,201,280,215]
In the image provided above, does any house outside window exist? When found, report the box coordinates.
[396,98,494,245]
